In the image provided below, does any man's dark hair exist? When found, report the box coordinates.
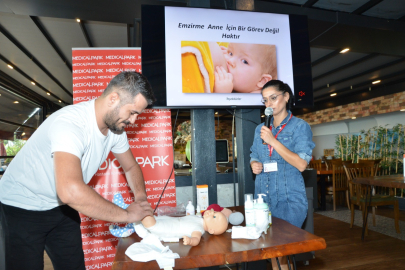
[262,80,294,110]
[101,71,156,105]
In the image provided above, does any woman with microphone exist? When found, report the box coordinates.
[250,80,315,269]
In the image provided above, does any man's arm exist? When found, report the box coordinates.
[113,149,148,202]
[54,151,152,223]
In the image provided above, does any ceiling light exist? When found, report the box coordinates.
[372,80,381,84]
[76,18,81,22]
[47,92,51,95]
[330,93,337,96]
[400,109,405,112]
[7,64,13,69]
[215,112,218,115]
[14,101,19,104]
[58,100,62,103]
[261,115,265,118]
[31,81,36,85]
[352,117,356,119]
[22,132,25,136]
[340,48,350,53]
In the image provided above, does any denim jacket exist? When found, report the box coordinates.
[249,110,315,227]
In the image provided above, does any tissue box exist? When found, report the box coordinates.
[197,185,209,211]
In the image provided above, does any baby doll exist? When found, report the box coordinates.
[109,194,228,246]
[142,208,228,246]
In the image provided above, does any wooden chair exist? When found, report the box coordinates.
[331,163,349,211]
[324,159,351,211]
[358,159,383,224]
[343,163,400,234]
[359,159,382,176]
[308,159,322,170]
[309,159,327,207]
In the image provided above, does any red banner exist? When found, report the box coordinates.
[72,48,176,270]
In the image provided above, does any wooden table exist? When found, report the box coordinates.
[112,208,326,270]
[353,174,405,189]
[352,174,405,240]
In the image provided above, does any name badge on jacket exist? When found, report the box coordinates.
[263,160,277,172]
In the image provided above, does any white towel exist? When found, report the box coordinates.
[231,226,266,239]
[125,233,180,269]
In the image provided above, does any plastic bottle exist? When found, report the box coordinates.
[186,200,195,215]
[196,205,202,217]
[244,194,255,227]
[254,194,269,230]
[268,208,272,227]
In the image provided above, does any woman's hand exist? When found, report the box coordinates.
[251,161,263,174]
[260,125,276,145]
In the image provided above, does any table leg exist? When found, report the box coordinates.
[292,255,297,270]
[319,175,326,211]
[287,256,292,270]
[276,257,282,270]
[361,185,372,241]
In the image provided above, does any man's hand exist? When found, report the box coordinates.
[213,66,233,93]
[251,161,263,174]
[126,201,154,223]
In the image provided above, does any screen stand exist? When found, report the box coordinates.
[191,109,217,207]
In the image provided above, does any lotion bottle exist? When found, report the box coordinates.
[186,200,195,215]
[254,194,269,230]
[244,194,255,227]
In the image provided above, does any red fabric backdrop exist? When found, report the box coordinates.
[72,48,176,269]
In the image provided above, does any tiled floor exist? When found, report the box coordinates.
[317,208,404,240]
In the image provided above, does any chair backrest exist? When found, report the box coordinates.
[327,158,344,170]
[343,163,374,202]
[308,159,323,170]
[332,163,348,190]
[358,159,382,176]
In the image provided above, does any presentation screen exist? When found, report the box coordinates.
[142,5,313,109]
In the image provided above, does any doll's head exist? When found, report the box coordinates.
[202,209,228,235]
[202,204,232,220]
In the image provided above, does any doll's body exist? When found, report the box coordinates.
[146,215,205,238]
[142,208,228,246]
[109,193,228,246]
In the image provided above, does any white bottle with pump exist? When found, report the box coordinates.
[244,194,255,227]
[186,200,195,215]
[254,194,269,231]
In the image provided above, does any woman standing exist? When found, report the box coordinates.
[250,80,315,268]
[251,79,315,226]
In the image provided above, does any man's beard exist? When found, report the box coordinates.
[104,106,130,135]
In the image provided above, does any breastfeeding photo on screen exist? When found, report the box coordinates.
[181,41,278,94]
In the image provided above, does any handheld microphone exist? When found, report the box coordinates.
[262,107,273,144]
